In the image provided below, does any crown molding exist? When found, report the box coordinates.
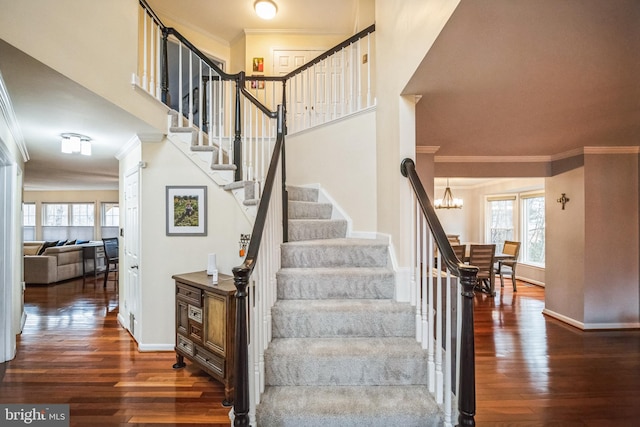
[0,71,29,162]
[434,155,550,163]
[244,28,347,36]
[433,146,640,164]
[415,146,440,154]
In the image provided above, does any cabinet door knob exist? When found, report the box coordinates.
[131,265,139,269]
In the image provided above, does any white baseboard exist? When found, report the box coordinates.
[543,308,640,330]
[137,343,175,352]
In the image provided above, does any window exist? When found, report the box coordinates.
[23,203,36,241]
[101,203,119,239]
[487,197,515,248]
[521,195,545,266]
[42,203,94,241]
[485,192,545,268]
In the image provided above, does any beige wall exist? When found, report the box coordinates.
[136,138,252,348]
[287,109,377,233]
[23,190,119,241]
[375,0,460,265]
[0,0,167,131]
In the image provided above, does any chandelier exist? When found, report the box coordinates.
[435,179,463,209]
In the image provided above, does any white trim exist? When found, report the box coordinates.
[583,146,640,155]
[516,276,545,287]
[435,146,640,164]
[416,146,440,154]
[0,72,29,162]
[435,155,550,163]
[542,308,640,330]
[137,343,175,352]
[116,135,142,160]
[286,105,376,138]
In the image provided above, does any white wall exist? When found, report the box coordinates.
[287,109,377,233]
[0,77,26,361]
[137,139,252,348]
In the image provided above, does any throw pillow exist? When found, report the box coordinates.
[56,240,68,246]
[65,239,77,245]
[24,245,42,256]
[37,241,58,255]
[76,239,90,244]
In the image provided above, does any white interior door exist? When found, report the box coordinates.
[124,167,141,342]
[273,50,323,131]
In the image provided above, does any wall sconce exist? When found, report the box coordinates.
[61,133,92,156]
[255,0,277,20]
[557,193,570,210]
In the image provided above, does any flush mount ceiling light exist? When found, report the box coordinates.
[61,133,92,156]
[254,0,277,20]
[435,179,463,209]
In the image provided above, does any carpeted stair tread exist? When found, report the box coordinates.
[256,385,442,427]
[265,337,428,386]
[287,186,319,202]
[288,200,333,219]
[281,238,389,268]
[276,267,394,299]
[272,299,414,338]
[288,219,347,241]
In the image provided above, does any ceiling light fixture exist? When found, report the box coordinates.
[254,0,277,20]
[435,179,463,209]
[61,133,92,156]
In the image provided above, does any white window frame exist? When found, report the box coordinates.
[41,202,95,241]
[484,190,545,268]
[101,202,119,239]
[520,192,545,267]
[485,195,517,250]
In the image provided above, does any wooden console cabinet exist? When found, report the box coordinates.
[172,271,236,406]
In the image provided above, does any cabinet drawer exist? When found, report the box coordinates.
[188,305,203,323]
[177,283,201,307]
[194,345,225,378]
[189,320,203,343]
[176,334,194,356]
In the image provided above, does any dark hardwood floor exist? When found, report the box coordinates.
[0,278,231,426]
[2,276,639,426]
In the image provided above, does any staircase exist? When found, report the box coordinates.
[256,186,442,427]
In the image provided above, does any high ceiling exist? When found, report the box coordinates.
[407,0,640,157]
[2,0,638,191]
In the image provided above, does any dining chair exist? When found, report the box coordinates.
[102,237,119,291]
[496,240,521,292]
[469,244,496,296]
[440,244,466,272]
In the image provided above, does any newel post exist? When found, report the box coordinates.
[160,28,169,104]
[457,265,478,427]
[232,265,250,427]
[233,72,244,182]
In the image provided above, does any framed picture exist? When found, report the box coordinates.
[250,79,265,90]
[166,186,207,236]
[252,57,264,72]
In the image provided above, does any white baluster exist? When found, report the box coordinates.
[428,233,436,392]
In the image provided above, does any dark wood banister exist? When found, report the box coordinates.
[232,106,286,427]
[400,158,477,427]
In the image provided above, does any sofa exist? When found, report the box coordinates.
[24,241,85,284]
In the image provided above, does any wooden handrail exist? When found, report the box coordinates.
[400,158,477,427]
[232,106,285,427]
